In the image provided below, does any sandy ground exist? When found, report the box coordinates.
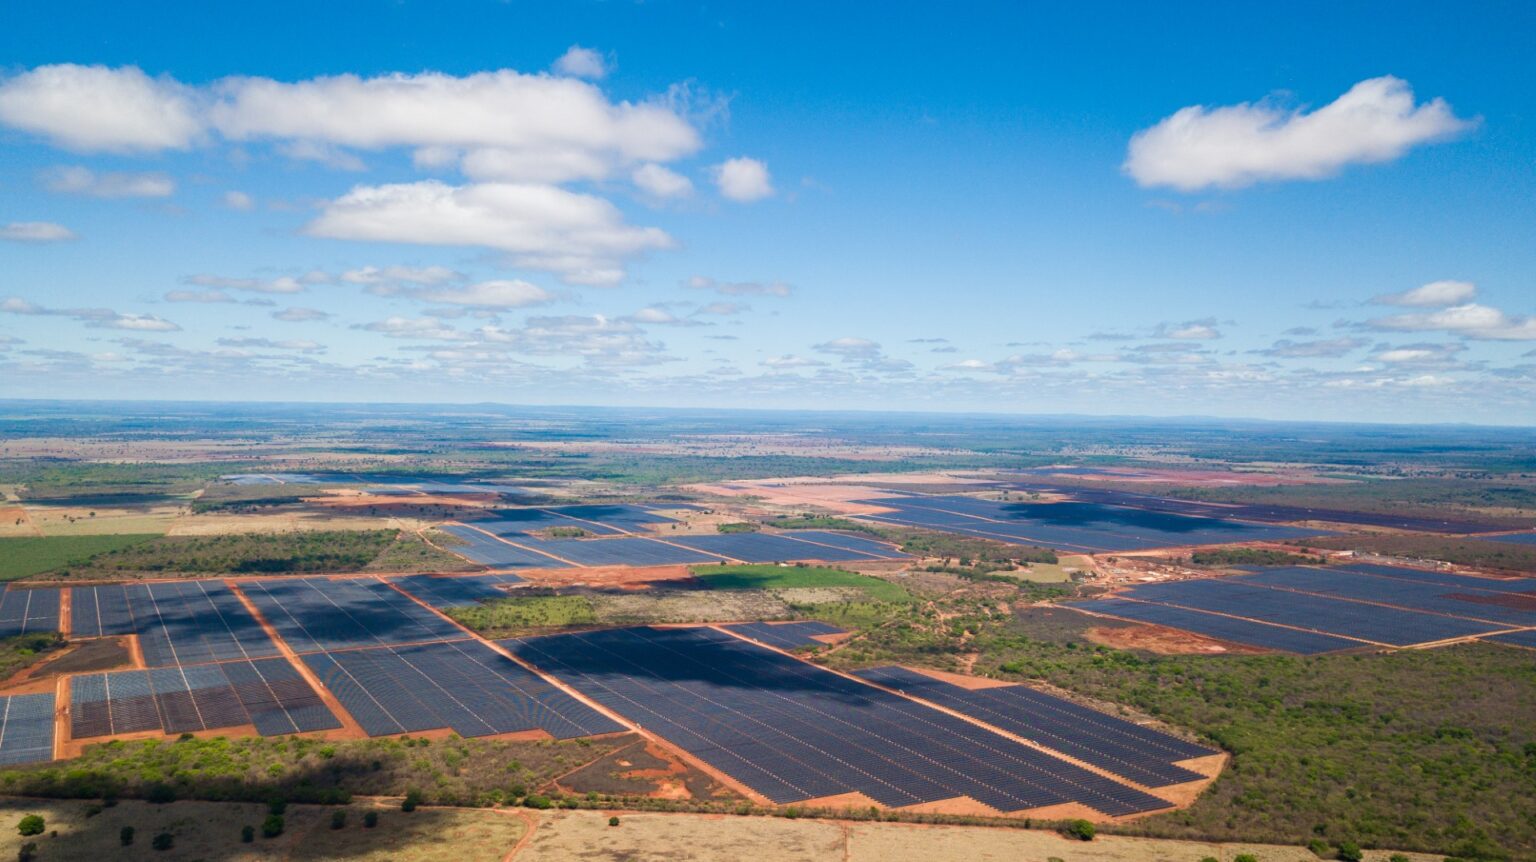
[1085,624,1272,656]
[513,810,1439,862]
[25,505,180,536]
[514,563,699,590]
[166,511,414,534]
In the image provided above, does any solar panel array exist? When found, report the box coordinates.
[533,537,720,567]
[69,581,280,666]
[853,496,1320,553]
[1234,566,1536,627]
[720,621,846,650]
[445,524,909,570]
[668,532,908,563]
[0,694,54,765]
[391,573,525,609]
[240,577,464,653]
[0,588,60,637]
[1487,629,1536,649]
[508,626,1173,816]
[437,525,570,569]
[302,639,621,739]
[853,666,1211,788]
[70,658,339,738]
[1071,598,1366,655]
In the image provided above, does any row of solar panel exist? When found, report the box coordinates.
[443,526,907,569]
[70,658,339,738]
[301,639,622,739]
[1071,599,1366,655]
[390,573,525,609]
[0,588,60,638]
[1231,566,1536,627]
[853,666,1210,788]
[1488,629,1536,649]
[507,626,1172,816]
[240,577,464,654]
[719,621,846,650]
[854,496,1319,554]
[0,694,54,766]
[70,581,280,667]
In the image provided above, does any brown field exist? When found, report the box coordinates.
[165,510,412,534]
[1085,623,1272,656]
[514,563,700,590]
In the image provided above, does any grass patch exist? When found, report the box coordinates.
[37,530,399,578]
[762,515,882,534]
[715,522,759,533]
[363,533,482,573]
[692,563,910,602]
[1302,533,1536,573]
[0,534,159,581]
[0,632,66,679]
[1188,547,1325,566]
[448,595,597,633]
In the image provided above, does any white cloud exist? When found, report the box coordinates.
[632,163,693,198]
[1367,303,1536,341]
[552,46,610,81]
[0,64,201,152]
[306,180,672,286]
[761,354,825,369]
[814,337,882,359]
[1256,337,1368,359]
[712,157,773,202]
[686,275,791,297]
[222,191,255,211]
[1155,320,1222,340]
[43,165,175,197]
[696,301,748,316]
[1,297,179,331]
[1371,342,1464,365]
[0,221,76,242]
[164,289,237,303]
[418,279,554,309]
[1372,279,1477,307]
[184,273,304,294]
[216,336,325,353]
[1125,76,1471,191]
[339,265,462,286]
[271,307,331,322]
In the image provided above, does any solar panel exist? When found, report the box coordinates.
[1069,598,1366,654]
[70,658,336,739]
[720,621,846,650]
[0,693,54,766]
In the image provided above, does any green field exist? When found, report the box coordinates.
[692,563,910,601]
[36,530,402,578]
[448,595,598,632]
[0,534,160,580]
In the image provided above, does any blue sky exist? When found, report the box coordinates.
[2,1,1534,423]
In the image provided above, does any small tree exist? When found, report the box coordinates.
[120,826,135,846]
[363,811,379,828]
[145,783,176,804]
[16,816,43,837]
[268,798,288,816]
[261,814,284,838]
[151,832,174,851]
[1336,842,1363,862]
[1062,819,1095,841]
[330,810,347,830]
[402,789,423,812]
[608,816,620,827]
[241,825,255,843]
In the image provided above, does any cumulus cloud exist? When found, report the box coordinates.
[306,181,671,286]
[685,275,791,297]
[0,64,201,152]
[1154,319,1223,340]
[1125,76,1471,191]
[761,354,825,370]
[1366,302,1536,341]
[1371,279,1477,307]
[1,297,179,331]
[216,336,324,353]
[43,165,175,197]
[414,279,554,309]
[271,307,331,322]
[184,273,304,294]
[814,337,882,359]
[1255,336,1368,358]
[632,163,693,198]
[1370,342,1465,365]
[164,289,237,303]
[552,46,610,80]
[222,190,254,210]
[712,157,773,201]
[339,265,462,286]
[0,221,76,242]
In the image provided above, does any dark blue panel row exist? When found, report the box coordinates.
[70,658,337,738]
[1231,566,1536,627]
[1487,629,1536,649]
[1069,599,1364,654]
[853,666,1210,788]
[527,537,720,567]
[1329,563,1536,594]
[721,621,846,650]
[1121,578,1504,646]
[240,577,465,654]
[69,581,279,667]
[507,626,1172,816]
[437,525,570,569]
[390,573,525,609]
[0,693,54,766]
[669,532,891,563]
[301,640,621,740]
[0,588,60,638]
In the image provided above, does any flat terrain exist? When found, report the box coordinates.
[0,534,158,580]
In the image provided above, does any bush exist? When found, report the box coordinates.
[241,824,254,843]
[151,832,173,851]
[145,782,176,804]
[608,816,620,827]
[1309,839,1331,857]
[261,814,284,838]
[15,816,43,837]
[1335,842,1362,862]
[523,795,553,810]
[1062,819,1095,841]
[1235,855,1259,862]
[363,811,379,828]
[330,810,346,830]
[119,826,134,846]
[267,798,287,815]
[1200,857,1220,862]
[1388,856,1410,862]
[402,789,423,812]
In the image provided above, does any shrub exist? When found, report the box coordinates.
[608,816,620,827]
[267,797,287,815]
[15,816,43,837]
[151,832,173,851]
[523,794,553,810]
[1062,819,1095,841]
[145,783,176,804]
[120,826,134,846]
[1309,839,1331,857]
[1235,855,1260,862]
[363,811,379,828]
[402,789,423,812]
[330,810,346,830]
[261,814,284,838]
[241,825,254,843]
[1388,856,1410,862]
[1336,842,1362,862]
[1200,857,1220,862]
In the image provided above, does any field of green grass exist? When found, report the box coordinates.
[0,534,159,580]
[33,530,403,578]
[692,563,910,601]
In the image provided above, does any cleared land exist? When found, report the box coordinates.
[0,534,159,580]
